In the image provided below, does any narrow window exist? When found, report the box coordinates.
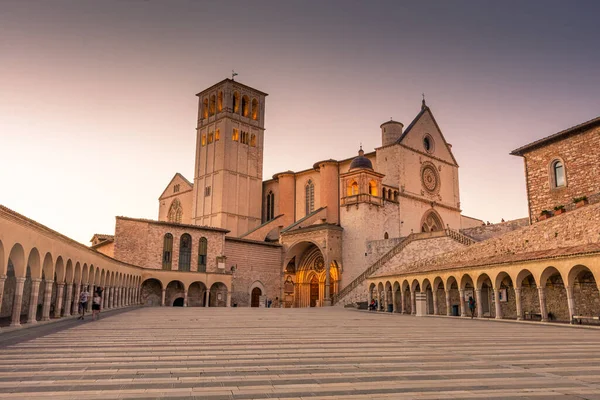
[202,98,208,119]
[232,128,239,141]
[209,95,216,116]
[350,181,359,196]
[251,98,259,120]
[369,181,378,196]
[162,233,173,270]
[552,160,565,187]
[384,232,389,240]
[215,129,220,141]
[233,91,240,113]
[250,134,256,147]
[208,132,213,144]
[242,95,250,117]
[205,186,211,196]
[198,237,207,272]
[178,234,192,272]
[305,180,314,215]
[173,184,180,193]
[217,91,223,112]
[201,134,206,146]
[266,191,275,221]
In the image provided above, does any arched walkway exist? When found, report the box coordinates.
[209,282,228,307]
[141,278,162,306]
[165,280,185,307]
[188,282,207,307]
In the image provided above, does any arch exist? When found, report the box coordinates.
[178,234,192,272]
[539,266,569,321]
[567,264,598,289]
[209,94,216,116]
[568,265,600,317]
[87,264,94,286]
[166,280,185,307]
[410,279,420,292]
[305,179,315,215]
[172,297,184,307]
[162,233,173,270]
[188,281,207,307]
[446,275,458,290]
[8,243,26,278]
[232,91,240,113]
[141,278,162,306]
[249,280,266,302]
[421,209,444,232]
[202,97,208,119]
[241,95,250,117]
[167,199,183,223]
[476,273,493,290]
[348,180,358,196]
[217,91,223,112]
[433,276,444,291]
[251,287,262,307]
[251,98,259,120]
[550,158,566,188]
[55,257,66,283]
[368,180,378,196]
[459,273,474,290]
[26,247,42,279]
[209,282,228,307]
[42,253,54,281]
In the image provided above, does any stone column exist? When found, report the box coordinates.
[103,286,109,309]
[514,287,523,320]
[115,287,120,307]
[459,289,466,317]
[27,279,42,324]
[445,290,451,316]
[384,289,389,312]
[0,276,6,316]
[204,290,209,307]
[392,290,397,313]
[129,288,133,305]
[538,287,548,322]
[376,289,381,311]
[42,280,54,321]
[432,291,439,315]
[410,291,416,315]
[11,277,26,327]
[494,288,503,319]
[121,287,125,306]
[108,287,114,309]
[72,284,81,315]
[226,290,231,307]
[566,286,575,323]
[63,283,73,317]
[54,283,65,318]
[475,289,483,318]
[88,285,94,312]
[183,289,188,307]
[323,258,331,306]
[161,289,166,307]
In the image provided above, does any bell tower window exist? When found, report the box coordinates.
[305,180,315,215]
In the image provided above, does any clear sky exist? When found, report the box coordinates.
[1,0,599,244]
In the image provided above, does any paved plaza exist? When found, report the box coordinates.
[1,308,600,399]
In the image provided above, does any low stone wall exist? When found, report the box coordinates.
[460,218,529,242]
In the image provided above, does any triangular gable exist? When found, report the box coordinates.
[397,106,458,166]
[158,172,193,200]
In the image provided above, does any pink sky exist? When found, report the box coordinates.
[1,1,599,244]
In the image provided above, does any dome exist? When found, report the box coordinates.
[349,148,373,171]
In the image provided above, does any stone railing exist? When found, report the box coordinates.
[341,194,383,207]
[332,228,476,305]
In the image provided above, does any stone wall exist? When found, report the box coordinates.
[519,124,600,222]
[460,218,529,242]
[224,238,282,307]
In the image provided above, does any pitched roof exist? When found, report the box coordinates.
[158,172,193,200]
[90,233,114,243]
[116,216,230,233]
[511,115,600,156]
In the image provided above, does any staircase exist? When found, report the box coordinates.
[332,228,476,305]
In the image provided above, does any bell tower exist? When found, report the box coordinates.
[191,79,267,236]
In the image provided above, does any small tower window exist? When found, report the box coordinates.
[173,184,180,193]
[209,95,216,116]
[215,129,220,141]
[250,133,256,147]
[369,181,378,196]
[202,98,209,119]
[552,160,566,188]
[252,98,259,120]
[208,132,214,144]
[217,91,223,112]
[232,128,239,141]
[201,134,206,146]
[198,237,207,272]
[233,91,240,113]
[348,180,358,196]
[242,95,250,117]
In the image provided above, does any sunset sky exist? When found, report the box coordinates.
[1,0,599,244]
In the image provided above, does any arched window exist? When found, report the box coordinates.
[305,180,315,215]
[421,210,444,232]
[369,181,378,196]
[348,180,358,196]
[202,98,209,119]
[217,91,223,112]
[168,199,183,223]
[250,133,256,147]
[232,128,239,141]
[162,233,173,270]
[552,160,566,188]
[209,95,216,116]
[207,132,214,144]
[266,191,275,221]
[251,98,259,120]
[233,91,240,113]
[384,232,389,240]
[198,237,207,272]
[178,234,192,272]
[242,95,250,117]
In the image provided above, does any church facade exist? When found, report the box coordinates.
[154,78,481,308]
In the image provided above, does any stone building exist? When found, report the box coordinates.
[366,117,600,323]
[156,79,482,308]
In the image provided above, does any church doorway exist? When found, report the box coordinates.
[310,276,319,307]
[173,297,184,307]
[251,287,262,307]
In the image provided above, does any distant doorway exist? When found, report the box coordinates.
[251,287,262,307]
[310,276,319,307]
[173,297,184,307]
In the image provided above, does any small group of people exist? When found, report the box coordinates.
[78,286,104,321]
[369,299,379,311]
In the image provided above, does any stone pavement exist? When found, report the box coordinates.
[0,308,600,399]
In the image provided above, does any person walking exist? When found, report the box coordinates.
[78,286,90,320]
[92,291,102,321]
[468,296,476,319]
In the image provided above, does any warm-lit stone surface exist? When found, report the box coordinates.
[1,308,600,399]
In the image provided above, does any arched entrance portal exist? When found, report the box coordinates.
[251,287,262,307]
[173,297,184,307]
[309,276,319,307]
